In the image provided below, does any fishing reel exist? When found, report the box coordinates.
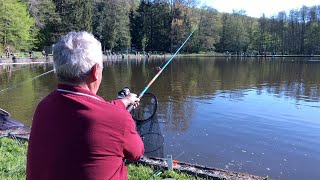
[117,87,131,99]
[117,87,158,123]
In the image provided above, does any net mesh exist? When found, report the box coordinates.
[136,115,164,158]
[132,92,164,158]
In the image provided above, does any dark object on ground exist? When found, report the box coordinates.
[0,108,30,140]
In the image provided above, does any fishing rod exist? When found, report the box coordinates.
[127,27,197,112]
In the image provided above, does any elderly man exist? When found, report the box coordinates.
[27,32,144,180]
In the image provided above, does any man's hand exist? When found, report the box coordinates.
[120,93,140,108]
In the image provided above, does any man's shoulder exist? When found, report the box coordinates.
[37,91,58,107]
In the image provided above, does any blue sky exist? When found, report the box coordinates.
[200,0,320,17]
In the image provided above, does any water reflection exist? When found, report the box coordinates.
[0,57,320,180]
[0,63,55,124]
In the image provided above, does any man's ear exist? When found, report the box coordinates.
[91,63,99,81]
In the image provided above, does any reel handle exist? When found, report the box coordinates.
[126,93,143,112]
[117,87,130,99]
[117,87,137,112]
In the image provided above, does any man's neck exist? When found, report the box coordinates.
[59,82,91,92]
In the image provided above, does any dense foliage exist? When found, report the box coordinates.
[0,0,35,52]
[1,0,320,55]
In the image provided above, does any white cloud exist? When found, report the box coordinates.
[201,0,320,17]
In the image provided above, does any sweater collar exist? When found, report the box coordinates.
[57,84,105,102]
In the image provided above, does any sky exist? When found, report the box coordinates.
[200,0,320,18]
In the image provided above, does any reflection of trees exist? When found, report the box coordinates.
[90,57,320,131]
[162,57,320,103]
[1,58,319,128]
[252,58,320,102]
[0,63,55,125]
[159,100,194,132]
[0,64,29,90]
[99,61,133,100]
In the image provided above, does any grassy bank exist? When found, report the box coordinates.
[0,138,204,180]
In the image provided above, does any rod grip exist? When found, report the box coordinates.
[127,104,134,112]
[127,93,143,112]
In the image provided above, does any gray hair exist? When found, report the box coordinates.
[53,32,103,84]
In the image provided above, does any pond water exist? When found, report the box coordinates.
[0,57,319,180]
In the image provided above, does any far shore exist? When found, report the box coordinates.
[1,53,319,65]
[176,53,320,58]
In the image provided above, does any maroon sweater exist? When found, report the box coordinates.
[27,84,144,180]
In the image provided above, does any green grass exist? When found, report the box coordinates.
[0,138,205,180]
[127,164,206,180]
[0,138,27,180]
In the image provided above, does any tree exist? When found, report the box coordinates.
[276,11,287,55]
[131,0,171,52]
[54,0,93,33]
[170,0,197,52]
[93,0,131,51]
[287,10,299,54]
[218,12,249,54]
[0,0,36,51]
[26,0,62,47]
[196,6,221,52]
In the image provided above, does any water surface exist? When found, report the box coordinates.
[0,57,319,180]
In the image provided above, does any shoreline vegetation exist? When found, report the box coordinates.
[1,52,320,65]
[2,1,320,59]
[0,137,267,180]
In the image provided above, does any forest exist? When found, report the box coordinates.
[1,0,320,55]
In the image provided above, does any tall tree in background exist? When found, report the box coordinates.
[257,14,272,54]
[131,0,171,52]
[234,11,250,54]
[1,0,320,55]
[170,0,189,52]
[26,0,61,47]
[218,11,249,54]
[305,6,320,54]
[196,6,221,52]
[180,1,199,53]
[0,0,35,51]
[93,0,131,51]
[54,0,93,33]
[299,6,308,54]
[277,11,287,55]
[287,10,299,54]
[132,0,151,51]
[149,0,171,51]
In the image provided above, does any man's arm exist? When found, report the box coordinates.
[120,93,140,108]
[123,116,144,161]
[109,93,140,110]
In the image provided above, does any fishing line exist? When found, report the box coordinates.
[0,69,54,94]
[127,27,197,112]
